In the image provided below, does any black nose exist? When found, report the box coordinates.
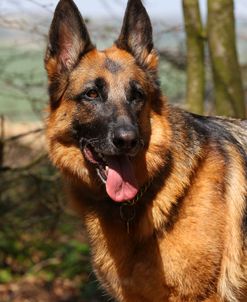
[112,126,139,152]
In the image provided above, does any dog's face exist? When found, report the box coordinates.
[45,0,161,202]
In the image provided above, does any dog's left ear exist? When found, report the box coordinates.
[115,0,158,71]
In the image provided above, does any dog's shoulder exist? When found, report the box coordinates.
[167,105,247,154]
[192,113,247,153]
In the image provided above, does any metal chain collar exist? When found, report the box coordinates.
[119,180,152,233]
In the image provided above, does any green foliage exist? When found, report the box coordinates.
[0,269,12,283]
[0,215,91,282]
[0,152,104,300]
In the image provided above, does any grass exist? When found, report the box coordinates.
[0,46,48,121]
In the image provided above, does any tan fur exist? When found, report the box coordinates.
[45,1,247,300]
[63,107,247,302]
[218,145,247,302]
[47,93,247,301]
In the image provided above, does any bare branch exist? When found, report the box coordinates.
[0,116,4,168]
[159,49,186,71]
[4,128,44,143]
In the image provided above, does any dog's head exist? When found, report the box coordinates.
[45,0,163,202]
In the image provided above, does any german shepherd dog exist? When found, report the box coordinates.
[45,0,247,301]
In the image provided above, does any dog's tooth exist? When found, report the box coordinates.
[97,169,106,184]
[106,166,109,175]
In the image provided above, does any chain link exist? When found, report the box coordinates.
[123,180,152,207]
[119,180,152,233]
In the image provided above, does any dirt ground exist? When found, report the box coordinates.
[0,277,102,302]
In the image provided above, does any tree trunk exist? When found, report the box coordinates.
[207,0,246,118]
[183,0,205,114]
[0,116,4,168]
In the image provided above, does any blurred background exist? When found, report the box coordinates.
[0,0,247,301]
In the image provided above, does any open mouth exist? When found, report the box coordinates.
[83,146,108,183]
[82,145,139,203]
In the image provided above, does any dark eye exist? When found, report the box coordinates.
[85,89,99,100]
[134,90,144,100]
[131,88,145,103]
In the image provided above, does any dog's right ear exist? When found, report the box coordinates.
[45,0,94,76]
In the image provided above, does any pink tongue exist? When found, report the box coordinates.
[106,155,138,202]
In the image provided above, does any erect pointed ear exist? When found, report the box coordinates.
[115,0,158,70]
[45,0,94,75]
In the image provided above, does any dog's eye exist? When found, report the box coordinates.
[85,89,99,100]
[132,89,145,102]
[134,90,144,100]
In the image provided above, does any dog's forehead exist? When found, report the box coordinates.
[104,57,123,74]
[71,46,144,90]
[101,47,136,70]
[77,47,137,74]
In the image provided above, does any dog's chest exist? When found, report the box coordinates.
[92,231,170,301]
[86,210,223,302]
